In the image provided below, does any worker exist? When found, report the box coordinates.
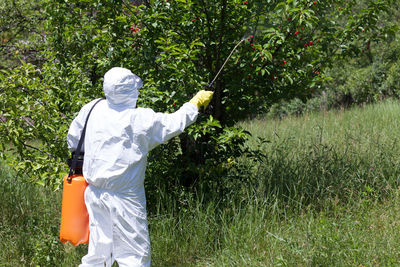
[67,67,213,266]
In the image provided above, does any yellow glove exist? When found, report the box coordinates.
[189,90,214,109]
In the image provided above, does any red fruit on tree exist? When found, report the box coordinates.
[294,30,299,35]
[309,41,313,46]
[313,1,316,4]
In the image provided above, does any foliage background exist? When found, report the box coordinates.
[1,0,399,190]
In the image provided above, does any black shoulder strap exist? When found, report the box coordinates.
[68,98,104,181]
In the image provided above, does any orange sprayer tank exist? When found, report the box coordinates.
[60,174,89,246]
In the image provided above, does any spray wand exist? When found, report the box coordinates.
[204,37,247,90]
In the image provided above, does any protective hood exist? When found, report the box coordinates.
[103,67,143,108]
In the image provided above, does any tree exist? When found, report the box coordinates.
[0,0,44,69]
[0,0,396,190]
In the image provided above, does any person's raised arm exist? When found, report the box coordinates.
[146,90,214,151]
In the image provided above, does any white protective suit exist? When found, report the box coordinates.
[67,67,199,266]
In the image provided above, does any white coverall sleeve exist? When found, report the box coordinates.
[147,102,198,151]
[67,99,100,152]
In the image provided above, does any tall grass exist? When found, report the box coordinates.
[150,99,400,266]
[238,99,400,209]
[2,99,400,266]
[0,162,86,266]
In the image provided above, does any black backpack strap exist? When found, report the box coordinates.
[67,98,104,182]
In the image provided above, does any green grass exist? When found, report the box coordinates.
[238,99,400,208]
[0,162,86,266]
[2,99,400,266]
[197,195,400,266]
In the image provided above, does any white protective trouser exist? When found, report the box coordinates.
[79,186,150,267]
[67,67,199,266]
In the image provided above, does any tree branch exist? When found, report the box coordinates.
[23,143,56,158]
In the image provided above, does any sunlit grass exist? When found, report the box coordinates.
[2,99,400,266]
